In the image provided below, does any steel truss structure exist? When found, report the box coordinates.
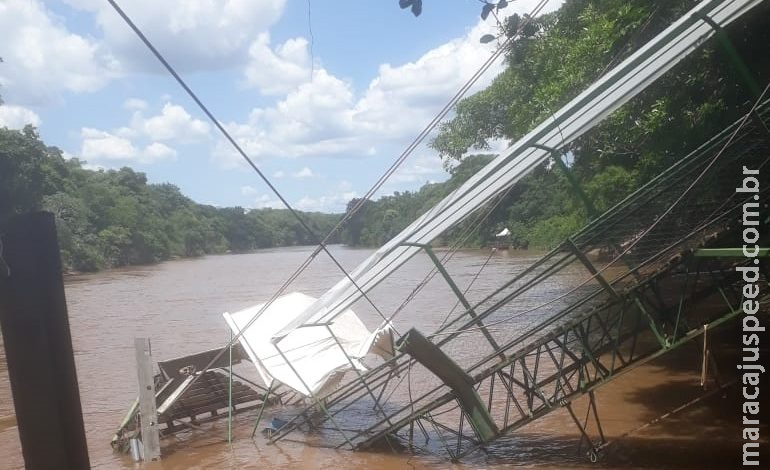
[264,97,769,460]
[103,0,770,462]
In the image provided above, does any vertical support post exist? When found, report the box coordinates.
[694,12,761,99]
[588,391,605,445]
[228,329,233,443]
[532,144,598,219]
[402,242,504,359]
[273,343,356,450]
[566,238,619,299]
[251,380,274,438]
[134,338,161,462]
[700,323,709,388]
[0,212,91,470]
[325,324,395,428]
[633,296,668,348]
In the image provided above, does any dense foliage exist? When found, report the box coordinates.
[348,0,770,249]
[2,0,768,272]
[0,127,341,272]
[341,154,496,247]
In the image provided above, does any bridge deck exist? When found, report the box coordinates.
[265,100,769,460]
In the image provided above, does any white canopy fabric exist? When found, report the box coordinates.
[223,292,394,396]
[270,0,761,343]
[495,228,511,237]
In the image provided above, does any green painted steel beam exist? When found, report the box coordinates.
[693,11,762,98]
[397,328,499,443]
[533,144,599,219]
[694,247,769,257]
[402,242,504,357]
[566,238,619,298]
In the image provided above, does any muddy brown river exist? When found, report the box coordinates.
[0,246,754,469]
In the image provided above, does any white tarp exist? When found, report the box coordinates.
[495,228,511,237]
[223,292,394,396]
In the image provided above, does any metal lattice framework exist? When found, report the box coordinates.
[264,97,769,460]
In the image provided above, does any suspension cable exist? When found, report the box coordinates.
[430,81,770,338]
[105,0,551,402]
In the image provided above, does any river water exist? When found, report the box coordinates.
[0,246,748,469]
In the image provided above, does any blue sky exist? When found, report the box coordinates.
[0,0,561,212]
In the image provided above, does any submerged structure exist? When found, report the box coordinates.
[112,346,275,453]
[114,0,768,463]
[223,292,395,397]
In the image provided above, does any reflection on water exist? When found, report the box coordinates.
[0,246,748,469]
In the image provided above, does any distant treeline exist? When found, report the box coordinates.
[340,155,495,248]
[0,127,341,272]
[2,0,768,271]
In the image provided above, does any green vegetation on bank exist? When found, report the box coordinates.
[2,0,768,272]
[345,0,770,249]
[0,126,340,272]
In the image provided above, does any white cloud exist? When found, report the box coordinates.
[295,191,357,213]
[213,68,360,167]
[0,105,41,128]
[215,0,566,171]
[218,13,513,168]
[389,153,444,185]
[132,103,210,142]
[273,170,285,178]
[143,141,177,160]
[81,128,135,160]
[292,166,314,179]
[65,0,286,72]
[243,33,311,95]
[241,185,258,196]
[123,98,147,110]
[351,19,507,140]
[75,101,208,166]
[79,127,177,164]
[0,0,118,105]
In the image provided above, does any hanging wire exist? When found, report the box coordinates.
[400,0,675,328]
[429,81,770,338]
[241,0,550,337]
[258,6,770,444]
[104,0,551,409]
[104,1,388,323]
[437,248,496,329]
[307,0,315,82]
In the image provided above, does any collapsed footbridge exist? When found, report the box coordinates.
[237,0,769,460]
[266,95,768,458]
[106,0,768,462]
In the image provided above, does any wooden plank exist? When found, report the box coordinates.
[157,346,248,380]
[169,398,261,421]
[160,403,264,436]
[170,381,260,402]
[0,212,91,469]
[135,338,161,461]
[167,392,259,415]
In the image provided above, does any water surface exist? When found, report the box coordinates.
[0,246,746,468]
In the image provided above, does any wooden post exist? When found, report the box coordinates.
[0,212,91,469]
[134,338,161,461]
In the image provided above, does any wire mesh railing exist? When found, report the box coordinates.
[266,97,769,453]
